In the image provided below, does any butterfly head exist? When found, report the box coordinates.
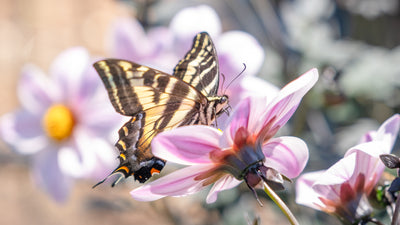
[215,95,229,116]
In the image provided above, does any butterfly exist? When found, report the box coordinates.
[93,32,228,187]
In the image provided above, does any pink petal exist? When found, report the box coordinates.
[70,66,104,107]
[206,174,242,203]
[314,154,356,188]
[17,64,59,115]
[78,85,123,136]
[151,126,222,165]
[32,148,73,202]
[130,164,212,201]
[314,142,386,200]
[0,110,48,154]
[220,96,268,148]
[374,114,400,151]
[49,47,91,102]
[147,27,174,56]
[346,138,396,158]
[255,68,319,135]
[262,136,309,178]
[358,114,400,150]
[295,171,327,211]
[348,142,386,194]
[170,5,222,57]
[110,18,155,61]
[359,131,374,143]
[217,31,264,79]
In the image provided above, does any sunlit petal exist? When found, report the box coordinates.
[221,96,268,147]
[295,170,327,210]
[256,68,318,135]
[152,126,222,165]
[206,174,242,203]
[130,164,212,201]
[262,136,309,178]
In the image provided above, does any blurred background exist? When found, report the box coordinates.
[1,0,399,224]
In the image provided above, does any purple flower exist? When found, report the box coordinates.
[0,47,122,202]
[296,114,400,223]
[130,68,318,203]
[110,5,269,107]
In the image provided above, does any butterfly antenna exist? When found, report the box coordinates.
[221,72,227,91]
[223,63,247,95]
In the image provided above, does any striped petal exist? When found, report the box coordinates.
[206,174,242,203]
[152,125,222,165]
[262,136,309,178]
[221,96,268,148]
[130,164,212,201]
[295,170,327,211]
[312,154,357,202]
[255,68,318,136]
[356,114,400,153]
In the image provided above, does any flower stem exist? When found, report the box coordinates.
[262,182,299,225]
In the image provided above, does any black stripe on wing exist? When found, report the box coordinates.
[173,32,220,97]
[93,59,205,116]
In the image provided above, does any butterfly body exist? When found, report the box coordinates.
[93,32,227,186]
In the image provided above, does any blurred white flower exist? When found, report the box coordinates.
[0,47,122,202]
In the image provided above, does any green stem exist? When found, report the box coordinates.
[263,181,299,225]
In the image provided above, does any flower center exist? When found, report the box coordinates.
[42,104,75,141]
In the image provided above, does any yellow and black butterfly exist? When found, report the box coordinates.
[93,32,228,186]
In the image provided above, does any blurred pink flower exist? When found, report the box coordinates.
[296,114,400,224]
[110,5,270,107]
[130,68,318,203]
[0,47,122,202]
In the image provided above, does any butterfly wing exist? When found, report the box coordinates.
[93,32,226,186]
[93,59,207,185]
[173,32,220,97]
[94,59,206,116]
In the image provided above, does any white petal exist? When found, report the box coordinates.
[0,111,48,154]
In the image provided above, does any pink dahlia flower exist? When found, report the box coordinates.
[296,114,400,224]
[130,68,318,203]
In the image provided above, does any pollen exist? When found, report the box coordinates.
[42,104,75,141]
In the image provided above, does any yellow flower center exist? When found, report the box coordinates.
[42,104,75,141]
